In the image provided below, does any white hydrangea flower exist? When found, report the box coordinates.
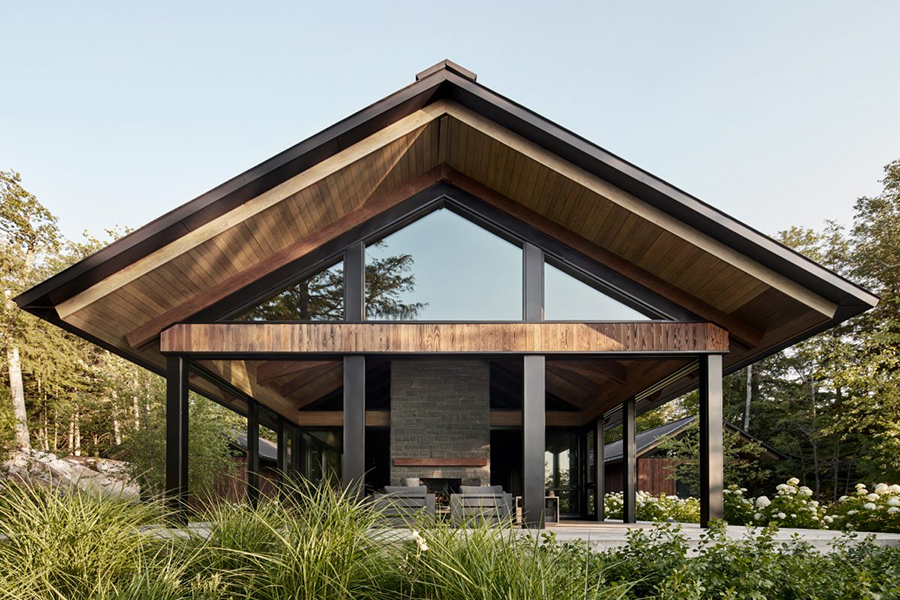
[756,496,771,509]
[754,513,763,520]
[411,530,429,553]
[787,477,800,486]
[740,488,747,493]
[824,515,834,524]
[867,493,880,501]
[839,495,849,502]
[875,483,889,494]
[856,483,867,489]
[889,484,900,493]
[777,512,787,520]
[848,510,858,515]
[798,486,813,496]
[887,498,900,507]
[863,503,877,510]
[889,507,900,514]
[809,500,819,508]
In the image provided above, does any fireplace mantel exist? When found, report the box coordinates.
[393,457,489,467]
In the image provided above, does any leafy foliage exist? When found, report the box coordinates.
[1,480,899,599]
[119,387,241,499]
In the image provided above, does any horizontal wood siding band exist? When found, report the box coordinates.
[160,322,729,354]
[296,410,390,427]
[393,458,488,467]
[294,411,583,427]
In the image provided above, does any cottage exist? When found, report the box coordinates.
[16,60,876,527]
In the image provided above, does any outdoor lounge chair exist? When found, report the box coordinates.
[372,486,436,526]
[450,485,514,526]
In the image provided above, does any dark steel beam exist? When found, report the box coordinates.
[165,355,190,522]
[595,419,605,521]
[344,242,365,322]
[522,355,546,527]
[622,397,637,524]
[700,354,724,526]
[247,400,260,507]
[342,355,365,489]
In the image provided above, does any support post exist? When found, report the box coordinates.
[290,425,303,480]
[595,418,605,521]
[343,355,365,490]
[700,354,724,527]
[622,397,636,524]
[277,417,290,494]
[247,400,260,507]
[344,242,365,322]
[523,243,544,322]
[522,354,546,527]
[165,355,189,522]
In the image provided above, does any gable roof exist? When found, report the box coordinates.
[15,60,877,425]
[603,415,787,463]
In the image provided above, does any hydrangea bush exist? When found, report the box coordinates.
[604,490,700,523]
[827,482,900,533]
[605,478,900,533]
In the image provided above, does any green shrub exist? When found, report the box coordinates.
[1,480,898,599]
[604,491,700,523]
[828,482,900,533]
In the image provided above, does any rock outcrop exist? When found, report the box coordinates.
[1,449,139,499]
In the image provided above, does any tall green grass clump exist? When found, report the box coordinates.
[403,518,629,600]
[0,481,170,599]
[183,477,400,599]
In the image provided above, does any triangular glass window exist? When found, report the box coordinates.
[544,261,651,320]
[234,261,344,321]
[365,208,523,320]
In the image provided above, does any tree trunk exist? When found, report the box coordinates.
[73,409,81,457]
[112,390,122,446]
[132,391,140,431]
[7,346,30,450]
[743,365,752,431]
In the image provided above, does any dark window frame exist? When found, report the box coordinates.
[199,183,695,324]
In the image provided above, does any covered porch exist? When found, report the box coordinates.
[159,321,728,528]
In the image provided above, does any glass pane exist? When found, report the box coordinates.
[235,261,344,321]
[544,261,651,320]
[545,429,581,516]
[365,209,522,320]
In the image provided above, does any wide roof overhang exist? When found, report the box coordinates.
[16,60,877,426]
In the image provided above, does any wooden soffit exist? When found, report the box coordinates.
[53,98,838,376]
[160,322,729,355]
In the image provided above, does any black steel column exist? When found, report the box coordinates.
[622,397,637,524]
[343,355,365,489]
[165,355,189,522]
[344,242,365,322]
[290,425,303,480]
[247,400,260,507]
[277,417,290,493]
[522,354,546,527]
[523,243,544,322]
[595,418,605,521]
[700,354,724,527]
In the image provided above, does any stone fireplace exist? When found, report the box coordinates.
[389,360,490,486]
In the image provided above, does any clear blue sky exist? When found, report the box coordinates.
[1,2,898,244]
